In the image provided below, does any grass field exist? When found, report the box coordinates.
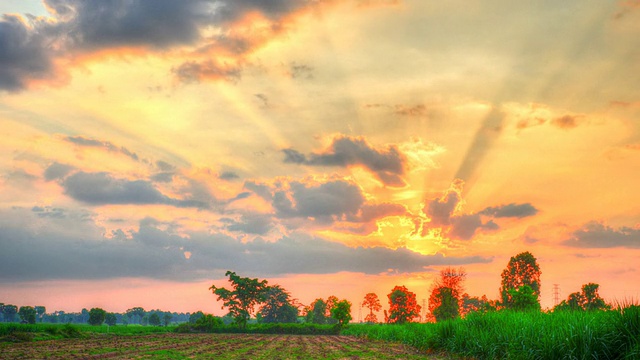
[0,333,448,359]
[343,306,640,359]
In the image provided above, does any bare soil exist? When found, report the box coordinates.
[0,333,452,359]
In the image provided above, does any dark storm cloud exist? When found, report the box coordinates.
[62,171,208,208]
[65,135,140,161]
[43,0,208,49]
[563,221,640,249]
[480,203,538,218]
[274,180,365,222]
[283,135,407,187]
[0,210,493,281]
[0,15,54,91]
[44,162,74,181]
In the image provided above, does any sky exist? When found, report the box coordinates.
[1,0,639,318]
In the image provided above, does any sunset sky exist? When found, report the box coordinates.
[1,0,639,318]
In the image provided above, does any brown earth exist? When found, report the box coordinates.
[0,333,453,359]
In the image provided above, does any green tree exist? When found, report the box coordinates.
[189,311,205,324]
[209,270,269,328]
[88,308,106,326]
[34,306,46,322]
[325,295,339,324]
[4,304,18,323]
[554,283,609,312]
[259,285,298,323]
[149,313,161,326]
[500,251,541,309]
[428,267,466,322]
[331,299,352,326]
[432,287,460,321]
[105,313,117,326]
[508,285,541,311]
[126,307,145,325]
[310,298,327,324]
[163,313,173,326]
[18,306,37,324]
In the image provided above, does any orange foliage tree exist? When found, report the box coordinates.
[361,293,382,323]
[385,285,421,324]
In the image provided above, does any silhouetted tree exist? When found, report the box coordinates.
[209,271,269,328]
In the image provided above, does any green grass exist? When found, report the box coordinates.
[342,305,640,359]
[0,322,176,342]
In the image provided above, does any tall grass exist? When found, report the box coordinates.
[343,305,640,359]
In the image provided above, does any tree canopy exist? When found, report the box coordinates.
[258,285,299,323]
[500,251,541,309]
[555,283,609,312]
[428,267,466,322]
[210,271,269,328]
[386,285,421,324]
[330,299,352,326]
[88,308,106,326]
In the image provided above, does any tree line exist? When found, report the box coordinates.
[2,251,609,327]
[208,251,610,327]
[0,304,192,326]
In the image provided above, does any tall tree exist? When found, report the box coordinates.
[88,308,106,326]
[5,305,18,322]
[105,313,117,326]
[148,313,161,326]
[431,287,459,321]
[330,299,352,326]
[126,307,145,325]
[259,285,299,323]
[18,306,37,324]
[325,295,339,324]
[500,251,541,308]
[428,267,466,322]
[386,285,421,324]
[209,270,269,328]
[34,306,46,323]
[309,298,327,324]
[362,293,382,323]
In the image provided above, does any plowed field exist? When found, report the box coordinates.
[0,333,449,359]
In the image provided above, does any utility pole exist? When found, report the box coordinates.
[358,304,362,323]
[553,284,560,307]
[421,299,427,322]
